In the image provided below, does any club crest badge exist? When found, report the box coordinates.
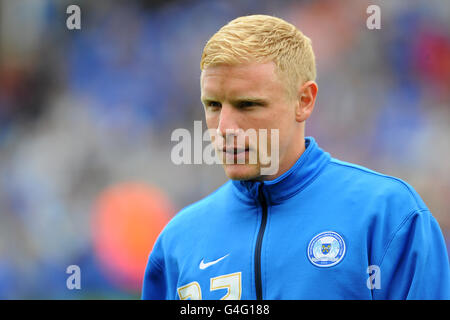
[307,231,346,267]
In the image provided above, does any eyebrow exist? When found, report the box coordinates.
[231,97,268,105]
[200,96,217,104]
[201,96,268,105]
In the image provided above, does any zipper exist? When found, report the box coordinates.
[254,184,268,300]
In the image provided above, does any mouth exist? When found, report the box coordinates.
[223,146,250,154]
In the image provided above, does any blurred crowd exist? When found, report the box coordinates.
[0,0,449,299]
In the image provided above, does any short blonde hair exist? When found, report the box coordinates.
[200,15,316,98]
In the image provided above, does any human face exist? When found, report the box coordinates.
[201,61,304,181]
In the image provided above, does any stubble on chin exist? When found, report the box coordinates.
[223,163,261,181]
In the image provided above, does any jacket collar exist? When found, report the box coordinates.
[231,137,330,205]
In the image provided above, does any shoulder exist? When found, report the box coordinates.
[325,158,428,213]
[324,158,438,264]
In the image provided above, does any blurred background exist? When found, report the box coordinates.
[0,0,449,299]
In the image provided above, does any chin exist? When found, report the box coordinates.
[224,164,261,181]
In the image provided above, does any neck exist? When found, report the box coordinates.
[259,133,306,181]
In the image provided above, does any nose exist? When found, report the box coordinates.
[216,104,241,139]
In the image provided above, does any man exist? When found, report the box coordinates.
[142,15,450,299]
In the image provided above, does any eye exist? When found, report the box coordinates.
[205,101,221,108]
[238,101,260,108]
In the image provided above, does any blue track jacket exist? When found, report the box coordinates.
[142,137,450,299]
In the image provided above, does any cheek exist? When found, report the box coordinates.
[267,107,295,151]
[262,108,291,136]
[205,112,218,129]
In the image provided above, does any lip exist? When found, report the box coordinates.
[222,147,250,154]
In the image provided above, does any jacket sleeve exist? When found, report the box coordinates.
[141,256,167,300]
[374,209,450,299]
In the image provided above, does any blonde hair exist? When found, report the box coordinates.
[200,15,316,98]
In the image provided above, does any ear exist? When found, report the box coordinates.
[295,81,318,123]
